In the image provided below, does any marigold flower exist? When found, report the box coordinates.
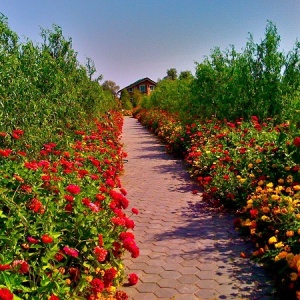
[290,272,298,281]
[286,230,295,237]
[275,242,284,248]
[268,236,277,244]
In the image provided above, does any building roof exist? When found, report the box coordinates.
[118,77,157,94]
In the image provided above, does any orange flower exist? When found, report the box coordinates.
[286,230,295,237]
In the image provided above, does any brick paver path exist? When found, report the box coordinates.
[121,116,274,300]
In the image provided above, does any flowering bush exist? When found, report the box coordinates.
[136,108,300,299]
[0,111,138,299]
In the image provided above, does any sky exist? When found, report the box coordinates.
[1,1,300,89]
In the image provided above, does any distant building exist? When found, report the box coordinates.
[118,77,157,98]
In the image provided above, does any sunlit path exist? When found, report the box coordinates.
[121,116,274,300]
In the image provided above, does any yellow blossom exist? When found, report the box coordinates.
[278,178,285,184]
[266,182,274,188]
[261,215,270,221]
[249,173,255,178]
[256,158,262,164]
[294,185,300,191]
[268,236,277,244]
[275,242,285,248]
[86,276,93,282]
[239,178,246,184]
[296,214,300,220]
[271,194,280,201]
[248,163,253,169]
[285,166,291,171]
[257,180,264,186]
[236,175,241,179]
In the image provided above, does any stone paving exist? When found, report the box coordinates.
[121,116,275,300]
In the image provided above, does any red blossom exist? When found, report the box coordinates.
[293,137,300,147]
[131,208,139,215]
[90,278,104,293]
[27,236,39,244]
[94,246,108,262]
[63,246,78,258]
[66,184,81,195]
[0,287,13,300]
[49,295,60,300]
[12,260,29,274]
[0,149,12,157]
[41,234,54,244]
[0,264,10,271]
[128,273,139,285]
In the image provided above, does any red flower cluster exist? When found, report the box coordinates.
[0,288,13,300]
[66,184,81,195]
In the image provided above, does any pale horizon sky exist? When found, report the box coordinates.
[1,1,300,89]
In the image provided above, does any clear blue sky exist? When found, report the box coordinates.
[1,1,300,89]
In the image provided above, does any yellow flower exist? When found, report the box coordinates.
[294,185,300,191]
[261,215,270,221]
[287,175,294,183]
[285,166,291,171]
[249,173,255,178]
[248,163,253,169]
[275,242,285,248]
[239,178,246,184]
[266,182,273,188]
[268,236,277,244]
[271,194,280,201]
[236,175,241,179]
[256,158,262,164]
[86,276,93,282]
[278,178,285,184]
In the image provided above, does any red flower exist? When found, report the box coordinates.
[64,195,74,202]
[49,295,60,300]
[94,246,108,262]
[54,250,64,262]
[41,234,54,244]
[103,267,117,287]
[27,236,39,244]
[12,260,29,274]
[28,198,43,213]
[0,264,10,271]
[128,273,139,285]
[0,287,13,300]
[131,208,139,215]
[90,278,104,293]
[0,149,12,157]
[63,246,79,258]
[294,137,300,147]
[66,184,81,195]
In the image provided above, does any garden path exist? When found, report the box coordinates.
[121,116,274,300]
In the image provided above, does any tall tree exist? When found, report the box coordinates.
[166,68,178,80]
[102,80,120,95]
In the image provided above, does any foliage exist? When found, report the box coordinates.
[0,15,118,158]
[0,15,137,299]
[145,21,300,126]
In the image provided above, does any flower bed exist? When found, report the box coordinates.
[135,108,300,299]
[0,111,138,300]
